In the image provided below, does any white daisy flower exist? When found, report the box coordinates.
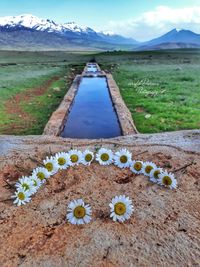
[142,161,157,177]
[158,171,177,189]
[81,150,94,165]
[67,199,92,225]
[130,160,144,174]
[15,176,36,195]
[12,189,31,206]
[150,167,163,183]
[68,149,83,166]
[114,148,132,168]
[43,156,59,175]
[54,152,71,169]
[109,195,134,223]
[96,148,113,165]
[30,175,42,191]
[32,167,50,183]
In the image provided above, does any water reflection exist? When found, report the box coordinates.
[61,77,122,139]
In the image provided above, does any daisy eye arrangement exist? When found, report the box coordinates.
[67,199,92,225]
[11,147,177,206]
[66,195,134,225]
[109,195,134,222]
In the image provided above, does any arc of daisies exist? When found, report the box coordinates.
[12,148,177,206]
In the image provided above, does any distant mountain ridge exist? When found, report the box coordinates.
[136,28,200,50]
[0,14,98,35]
[0,14,200,50]
[0,14,138,50]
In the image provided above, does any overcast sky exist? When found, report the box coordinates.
[0,0,200,41]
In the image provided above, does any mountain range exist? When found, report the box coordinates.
[0,14,200,51]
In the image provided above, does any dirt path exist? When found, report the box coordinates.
[3,76,60,134]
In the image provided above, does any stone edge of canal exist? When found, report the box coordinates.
[43,63,138,138]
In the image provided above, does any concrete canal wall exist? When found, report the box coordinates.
[43,63,137,137]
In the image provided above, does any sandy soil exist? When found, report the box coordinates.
[0,131,200,267]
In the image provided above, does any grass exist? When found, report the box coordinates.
[20,77,68,134]
[113,64,200,133]
[95,50,200,133]
[0,61,85,134]
[0,50,97,64]
[0,49,200,134]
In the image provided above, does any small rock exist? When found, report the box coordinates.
[176,67,182,71]
[53,87,61,92]
[145,114,151,119]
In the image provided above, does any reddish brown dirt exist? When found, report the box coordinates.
[135,107,145,113]
[0,132,200,267]
[2,77,60,134]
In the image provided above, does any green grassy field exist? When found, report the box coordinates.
[0,52,89,134]
[0,49,199,135]
[113,63,200,133]
[96,50,200,133]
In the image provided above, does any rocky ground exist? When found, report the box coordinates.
[0,130,200,267]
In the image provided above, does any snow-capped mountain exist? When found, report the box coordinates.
[0,14,138,50]
[0,14,95,34]
[1,14,200,51]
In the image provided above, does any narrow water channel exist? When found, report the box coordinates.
[86,65,98,72]
[60,77,122,139]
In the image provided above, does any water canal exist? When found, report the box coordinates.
[86,63,98,73]
[60,65,122,139]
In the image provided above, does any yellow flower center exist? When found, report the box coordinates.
[70,154,78,163]
[162,176,172,186]
[33,180,37,186]
[37,172,45,180]
[134,162,142,171]
[18,192,25,201]
[58,157,66,166]
[114,202,126,216]
[22,183,30,191]
[120,155,128,163]
[85,154,92,162]
[145,165,153,174]
[73,206,86,219]
[45,162,53,172]
[100,153,109,161]
[154,170,161,179]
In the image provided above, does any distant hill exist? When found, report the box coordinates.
[136,29,200,50]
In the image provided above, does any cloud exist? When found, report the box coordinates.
[104,6,200,41]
